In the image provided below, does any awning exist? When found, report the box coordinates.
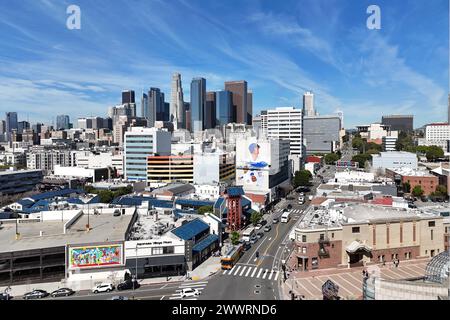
[193,234,219,253]
[346,240,372,254]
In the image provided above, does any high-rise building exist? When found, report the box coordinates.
[381,115,414,132]
[216,90,233,127]
[141,93,148,119]
[163,102,170,122]
[266,107,304,171]
[247,90,253,125]
[56,115,70,130]
[0,120,5,134]
[124,127,171,181]
[144,87,164,127]
[205,91,216,129]
[17,121,30,134]
[122,90,135,104]
[190,77,206,132]
[448,94,450,125]
[170,73,185,130]
[225,80,248,124]
[303,91,315,117]
[304,115,342,154]
[5,112,18,133]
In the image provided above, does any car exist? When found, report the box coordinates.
[0,293,12,300]
[243,241,251,251]
[180,288,200,298]
[50,288,75,298]
[117,279,140,291]
[256,232,264,239]
[255,223,263,230]
[23,289,49,300]
[250,235,258,244]
[287,204,293,210]
[260,220,267,226]
[264,225,272,232]
[272,217,279,224]
[92,283,114,294]
[111,295,129,300]
[308,195,313,201]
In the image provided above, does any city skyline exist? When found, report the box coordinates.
[0,0,448,128]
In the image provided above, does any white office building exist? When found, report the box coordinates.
[382,136,398,152]
[124,127,171,181]
[266,107,304,171]
[419,123,450,153]
[371,151,418,171]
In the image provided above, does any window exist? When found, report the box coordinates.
[302,247,307,254]
[163,246,174,254]
[152,247,163,255]
[319,234,324,240]
[302,235,307,242]
[331,244,335,249]
[352,227,360,233]
[331,232,335,238]
[428,221,435,227]
[431,229,434,241]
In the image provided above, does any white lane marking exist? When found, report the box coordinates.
[268,271,274,280]
[262,269,269,279]
[223,269,230,275]
[232,265,242,276]
[245,267,253,277]
[178,283,208,289]
[268,237,272,241]
[253,258,257,262]
[160,284,168,289]
[239,266,247,276]
[251,267,258,278]
[175,288,205,293]
[274,271,280,280]
[160,296,165,300]
[256,268,263,278]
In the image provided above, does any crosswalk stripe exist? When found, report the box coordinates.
[232,265,242,275]
[239,266,247,276]
[245,267,253,277]
[262,269,269,279]
[268,271,274,280]
[256,268,263,278]
[178,283,207,289]
[275,271,280,280]
[251,267,258,277]
[223,269,229,275]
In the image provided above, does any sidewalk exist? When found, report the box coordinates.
[0,256,222,298]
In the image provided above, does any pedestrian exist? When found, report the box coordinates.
[397,259,400,267]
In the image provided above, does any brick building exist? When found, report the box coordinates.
[386,168,439,196]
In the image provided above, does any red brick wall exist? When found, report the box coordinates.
[371,246,420,262]
[293,240,342,270]
[402,176,438,196]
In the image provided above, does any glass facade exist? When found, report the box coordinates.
[216,90,233,126]
[190,78,206,132]
[125,134,154,181]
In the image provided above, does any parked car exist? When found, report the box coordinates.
[272,217,279,224]
[256,232,264,239]
[50,288,75,298]
[92,283,114,294]
[111,295,129,300]
[264,225,272,232]
[0,293,12,300]
[308,195,313,201]
[117,279,140,291]
[23,289,49,300]
[260,220,267,226]
[180,288,200,298]
[255,223,263,230]
[243,241,251,251]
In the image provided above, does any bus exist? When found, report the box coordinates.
[220,244,244,270]
[281,211,291,223]
[242,227,255,242]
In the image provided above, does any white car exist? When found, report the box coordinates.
[308,195,313,201]
[92,283,114,294]
[180,288,200,298]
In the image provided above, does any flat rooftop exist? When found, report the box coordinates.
[0,211,134,253]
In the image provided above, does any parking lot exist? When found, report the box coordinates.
[285,259,430,300]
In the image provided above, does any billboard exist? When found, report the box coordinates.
[68,244,124,270]
[236,138,271,170]
[236,168,269,192]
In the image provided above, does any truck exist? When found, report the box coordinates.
[242,227,256,242]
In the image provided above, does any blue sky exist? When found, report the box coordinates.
[0,0,448,128]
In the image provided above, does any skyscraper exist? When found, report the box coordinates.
[303,91,315,116]
[216,90,233,126]
[225,80,248,124]
[122,90,135,104]
[5,112,18,141]
[56,115,70,130]
[205,91,216,129]
[141,93,149,119]
[247,90,253,125]
[190,77,206,133]
[381,115,414,132]
[170,73,185,130]
[147,87,164,127]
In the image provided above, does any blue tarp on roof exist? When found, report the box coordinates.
[30,188,84,201]
[17,199,34,208]
[226,186,245,197]
[171,218,209,240]
[192,234,219,252]
[148,199,173,209]
[176,199,214,207]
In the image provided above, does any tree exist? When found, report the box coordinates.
[433,185,448,197]
[324,153,340,165]
[411,185,424,197]
[402,181,411,193]
[293,170,312,188]
[198,205,213,215]
[230,231,240,245]
[425,146,444,162]
[250,211,263,226]
[98,190,114,203]
[352,154,371,168]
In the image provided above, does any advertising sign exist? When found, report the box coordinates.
[68,244,123,269]
[236,138,271,170]
[236,168,269,191]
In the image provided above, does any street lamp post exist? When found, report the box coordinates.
[134,246,138,291]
